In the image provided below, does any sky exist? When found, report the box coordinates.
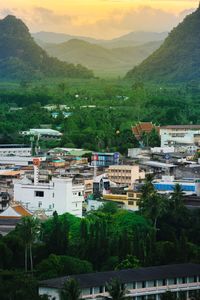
[0,0,199,39]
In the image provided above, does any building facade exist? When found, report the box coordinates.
[153,176,200,196]
[14,177,84,217]
[39,263,200,300]
[92,152,120,167]
[108,165,145,187]
[160,125,200,147]
[0,144,31,157]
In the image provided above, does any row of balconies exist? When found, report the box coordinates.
[81,281,200,299]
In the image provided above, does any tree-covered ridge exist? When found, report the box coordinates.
[0,15,94,80]
[126,6,200,82]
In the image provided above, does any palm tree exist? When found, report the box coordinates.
[18,216,40,272]
[106,278,127,300]
[60,278,81,300]
[171,184,185,211]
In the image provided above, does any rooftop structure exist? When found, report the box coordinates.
[21,129,62,139]
[39,263,200,300]
[132,122,159,140]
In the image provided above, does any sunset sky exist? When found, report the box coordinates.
[0,0,198,38]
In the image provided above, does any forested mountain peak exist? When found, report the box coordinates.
[126,6,200,82]
[0,15,94,80]
[0,15,30,39]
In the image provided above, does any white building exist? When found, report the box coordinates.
[0,156,46,166]
[20,128,62,139]
[39,263,200,300]
[160,125,200,147]
[14,177,84,217]
[0,144,31,157]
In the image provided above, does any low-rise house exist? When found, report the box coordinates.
[103,189,141,211]
[39,263,200,300]
[0,202,32,236]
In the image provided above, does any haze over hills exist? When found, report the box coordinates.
[0,15,94,80]
[41,39,162,77]
[126,6,200,82]
[32,31,168,49]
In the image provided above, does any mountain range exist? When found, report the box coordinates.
[0,15,94,80]
[40,39,162,77]
[32,31,168,48]
[126,6,200,82]
[33,31,166,77]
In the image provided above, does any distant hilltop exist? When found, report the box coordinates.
[126,5,200,82]
[0,15,94,80]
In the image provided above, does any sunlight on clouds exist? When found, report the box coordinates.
[0,0,198,38]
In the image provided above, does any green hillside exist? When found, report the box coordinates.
[42,39,162,77]
[0,15,94,80]
[126,6,200,82]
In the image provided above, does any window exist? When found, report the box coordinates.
[52,193,54,198]
[38,201,42,208]
[35,191,44,197]
[78,192,82,196]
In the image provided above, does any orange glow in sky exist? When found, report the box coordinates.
[0,0,198,38]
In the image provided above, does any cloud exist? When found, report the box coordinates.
[78,6,181,38]
[0,4,197,39]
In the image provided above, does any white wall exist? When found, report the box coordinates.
[39,287,60,300]
[160,128,200,147]
[14,177,84,217]
[0,147,31,157]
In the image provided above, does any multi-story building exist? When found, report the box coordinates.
[0,144,31,157]
[108,165,145,187]
[103,189,141,211]
[39,263,200,300]
[160,125,200,147]
[14,176,84,217]
[92,152,120,167]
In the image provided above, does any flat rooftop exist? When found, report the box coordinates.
[161,125,200,130]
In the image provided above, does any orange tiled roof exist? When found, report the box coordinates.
[13,204,32,217]
[132,122,159,140]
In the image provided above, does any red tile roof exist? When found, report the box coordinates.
[132,122,159,140]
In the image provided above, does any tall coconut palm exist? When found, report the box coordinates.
[171,184,185,211]
[60,278,81,300]
[106,278,127,300]
[18,216,40,272]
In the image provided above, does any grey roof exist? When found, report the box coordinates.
[39,263,200,289]
[161,125,200,130]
